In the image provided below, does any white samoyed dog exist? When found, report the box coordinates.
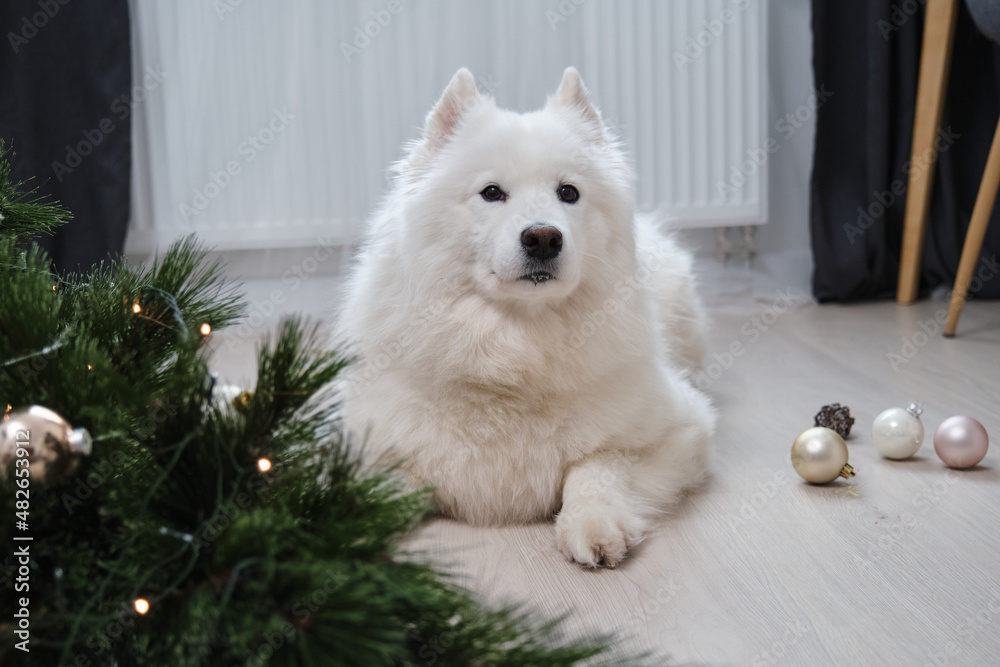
[334,67,714,568]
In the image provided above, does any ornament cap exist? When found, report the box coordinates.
[68,428,92,456]
[906,402,924,419]
[839,464,856,479]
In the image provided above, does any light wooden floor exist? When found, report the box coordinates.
[207,270,1000,666]
[399,288,1000,666]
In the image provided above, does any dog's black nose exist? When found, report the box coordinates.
[521,225,563,260]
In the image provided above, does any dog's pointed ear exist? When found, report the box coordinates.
[423,68,480,150]
[550,67,603,134]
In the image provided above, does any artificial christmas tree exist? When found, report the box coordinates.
[0,140,611,666]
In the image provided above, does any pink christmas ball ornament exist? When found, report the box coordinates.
[933,416,990,468]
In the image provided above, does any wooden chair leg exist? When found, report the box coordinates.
[897,0,960,304]
[944,116,1000,336]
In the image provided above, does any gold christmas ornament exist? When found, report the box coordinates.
[210,385,252,414]
[0,405,93,484]
[234,391,253,413]
[791,426,855,484]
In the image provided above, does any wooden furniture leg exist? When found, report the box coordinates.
[944,116,1000,336]
[897,0,960,304]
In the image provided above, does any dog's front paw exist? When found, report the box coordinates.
[555,505,644,568]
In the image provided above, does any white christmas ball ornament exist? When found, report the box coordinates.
[872,403,924,460]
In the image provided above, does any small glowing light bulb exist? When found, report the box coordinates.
[132,301,142,314]
[134,598,150,615]
[257,458,272,473]
[200,323,212,336]
[87,364,93,371]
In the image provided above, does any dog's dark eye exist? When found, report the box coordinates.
[557,184,580,204]
[480,185,507,202]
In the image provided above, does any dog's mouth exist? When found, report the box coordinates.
[519,271,555,285]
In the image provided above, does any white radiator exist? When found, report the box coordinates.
[128,0,768,254]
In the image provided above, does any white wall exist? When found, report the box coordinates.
[684,0,816,297]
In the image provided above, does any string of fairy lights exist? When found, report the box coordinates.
[0,270,305,619]
[4,281,273,619]
[128,294,213,336]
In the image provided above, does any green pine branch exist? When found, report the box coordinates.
[0,139,72,240]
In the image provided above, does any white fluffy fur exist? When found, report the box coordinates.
[333,68,715,568]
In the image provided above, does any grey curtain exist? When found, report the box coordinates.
[0,0,132,273]
[810,1,1000,301]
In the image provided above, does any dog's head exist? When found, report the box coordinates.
[396,68,636,303]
